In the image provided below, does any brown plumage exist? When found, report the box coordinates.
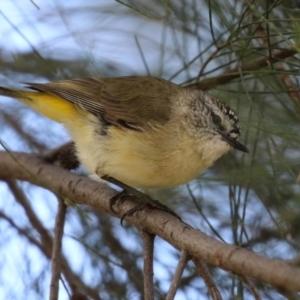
[25,77,181,131]
[0,76,247,188]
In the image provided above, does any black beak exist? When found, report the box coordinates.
[219,131,249,153]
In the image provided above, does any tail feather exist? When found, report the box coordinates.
[0,86,79,123]
[0,86,27,100]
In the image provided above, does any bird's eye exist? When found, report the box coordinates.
[212,114,222,127]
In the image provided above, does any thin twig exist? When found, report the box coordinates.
[141,231,155,300]
[196,40,234,81]
[192,258,222,300]
[115,0,156,19]
[0,184,101,299]
[49,198,67,300]
[1,111,47,151]
[250,11,300,104]
[166,250,190,300]
[134,36,151,76]
[6,179,52,241]
[29,0,40,9]
[189,47,298,91]
[0,11,43,59]
[240,275,261,300]
[0,210,41,248]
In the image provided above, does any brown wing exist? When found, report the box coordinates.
[25,76,180,130]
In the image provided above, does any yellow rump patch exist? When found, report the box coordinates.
[16,91,80,123]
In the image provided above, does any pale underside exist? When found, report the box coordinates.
[0,77,232,188]
[67,112,230,188]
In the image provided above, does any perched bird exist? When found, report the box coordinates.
[0,77,248,217]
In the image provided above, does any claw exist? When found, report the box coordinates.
[109,190,131,214]
[102,174,181,224]
[120,203,147,226]
[109,191,124,214]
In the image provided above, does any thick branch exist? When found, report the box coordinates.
[1,151,300,291]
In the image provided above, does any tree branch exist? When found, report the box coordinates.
[141,231,155,300]
[192,258,222,300]
[3,180,102,299]
[166,250,190,300]
[1,150,300,291]
[188,47,298,91]
[50,198,67,300]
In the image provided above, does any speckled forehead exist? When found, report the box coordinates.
[219,102,238,121]
[215,98,241,132]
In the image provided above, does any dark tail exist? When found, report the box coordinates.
[0,86,22,99]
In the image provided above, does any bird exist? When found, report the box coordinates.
[0,76,248,218]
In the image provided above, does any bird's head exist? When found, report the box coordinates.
[181,89,249,156]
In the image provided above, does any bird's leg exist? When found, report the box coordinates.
[101,175,181,223]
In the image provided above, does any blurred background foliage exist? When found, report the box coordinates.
[0,0,300,299]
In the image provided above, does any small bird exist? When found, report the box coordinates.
[0,77,248,217]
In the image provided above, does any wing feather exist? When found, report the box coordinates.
[25,76,180,130]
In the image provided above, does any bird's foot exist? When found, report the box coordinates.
[102,175,181,224]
